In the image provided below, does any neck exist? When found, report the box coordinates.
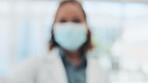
[63,49,82,67]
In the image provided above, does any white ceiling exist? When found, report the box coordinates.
[62,0,148,3]
[0,0,148,3]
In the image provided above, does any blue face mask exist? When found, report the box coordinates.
[53,23,87,51]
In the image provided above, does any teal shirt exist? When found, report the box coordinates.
[60,50,87,83]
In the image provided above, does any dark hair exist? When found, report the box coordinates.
[49,0,93,52]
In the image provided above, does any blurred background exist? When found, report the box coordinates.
[0,0,148,83]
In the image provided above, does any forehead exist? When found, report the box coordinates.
[56,3,84,18]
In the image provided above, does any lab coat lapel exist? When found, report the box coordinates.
[86,55,105,83]
[46,48,107,83]
[86,57,98,83]
[47,48,68,83]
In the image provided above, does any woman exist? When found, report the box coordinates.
[7,1,108,83]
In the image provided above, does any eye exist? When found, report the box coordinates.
[59,19,67,23]
[72,18,81,23]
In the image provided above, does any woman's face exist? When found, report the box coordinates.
[55,3,86,24]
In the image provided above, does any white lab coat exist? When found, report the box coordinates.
[6,48,109,83]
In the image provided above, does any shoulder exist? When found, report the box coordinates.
[24,48,60,63]
[87,56,109,83]
[9,55,48,73]
[86,49,109,73]
[23,48,61,67]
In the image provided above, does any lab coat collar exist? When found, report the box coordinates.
[46,48,105,83]
[46,48,68,83]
